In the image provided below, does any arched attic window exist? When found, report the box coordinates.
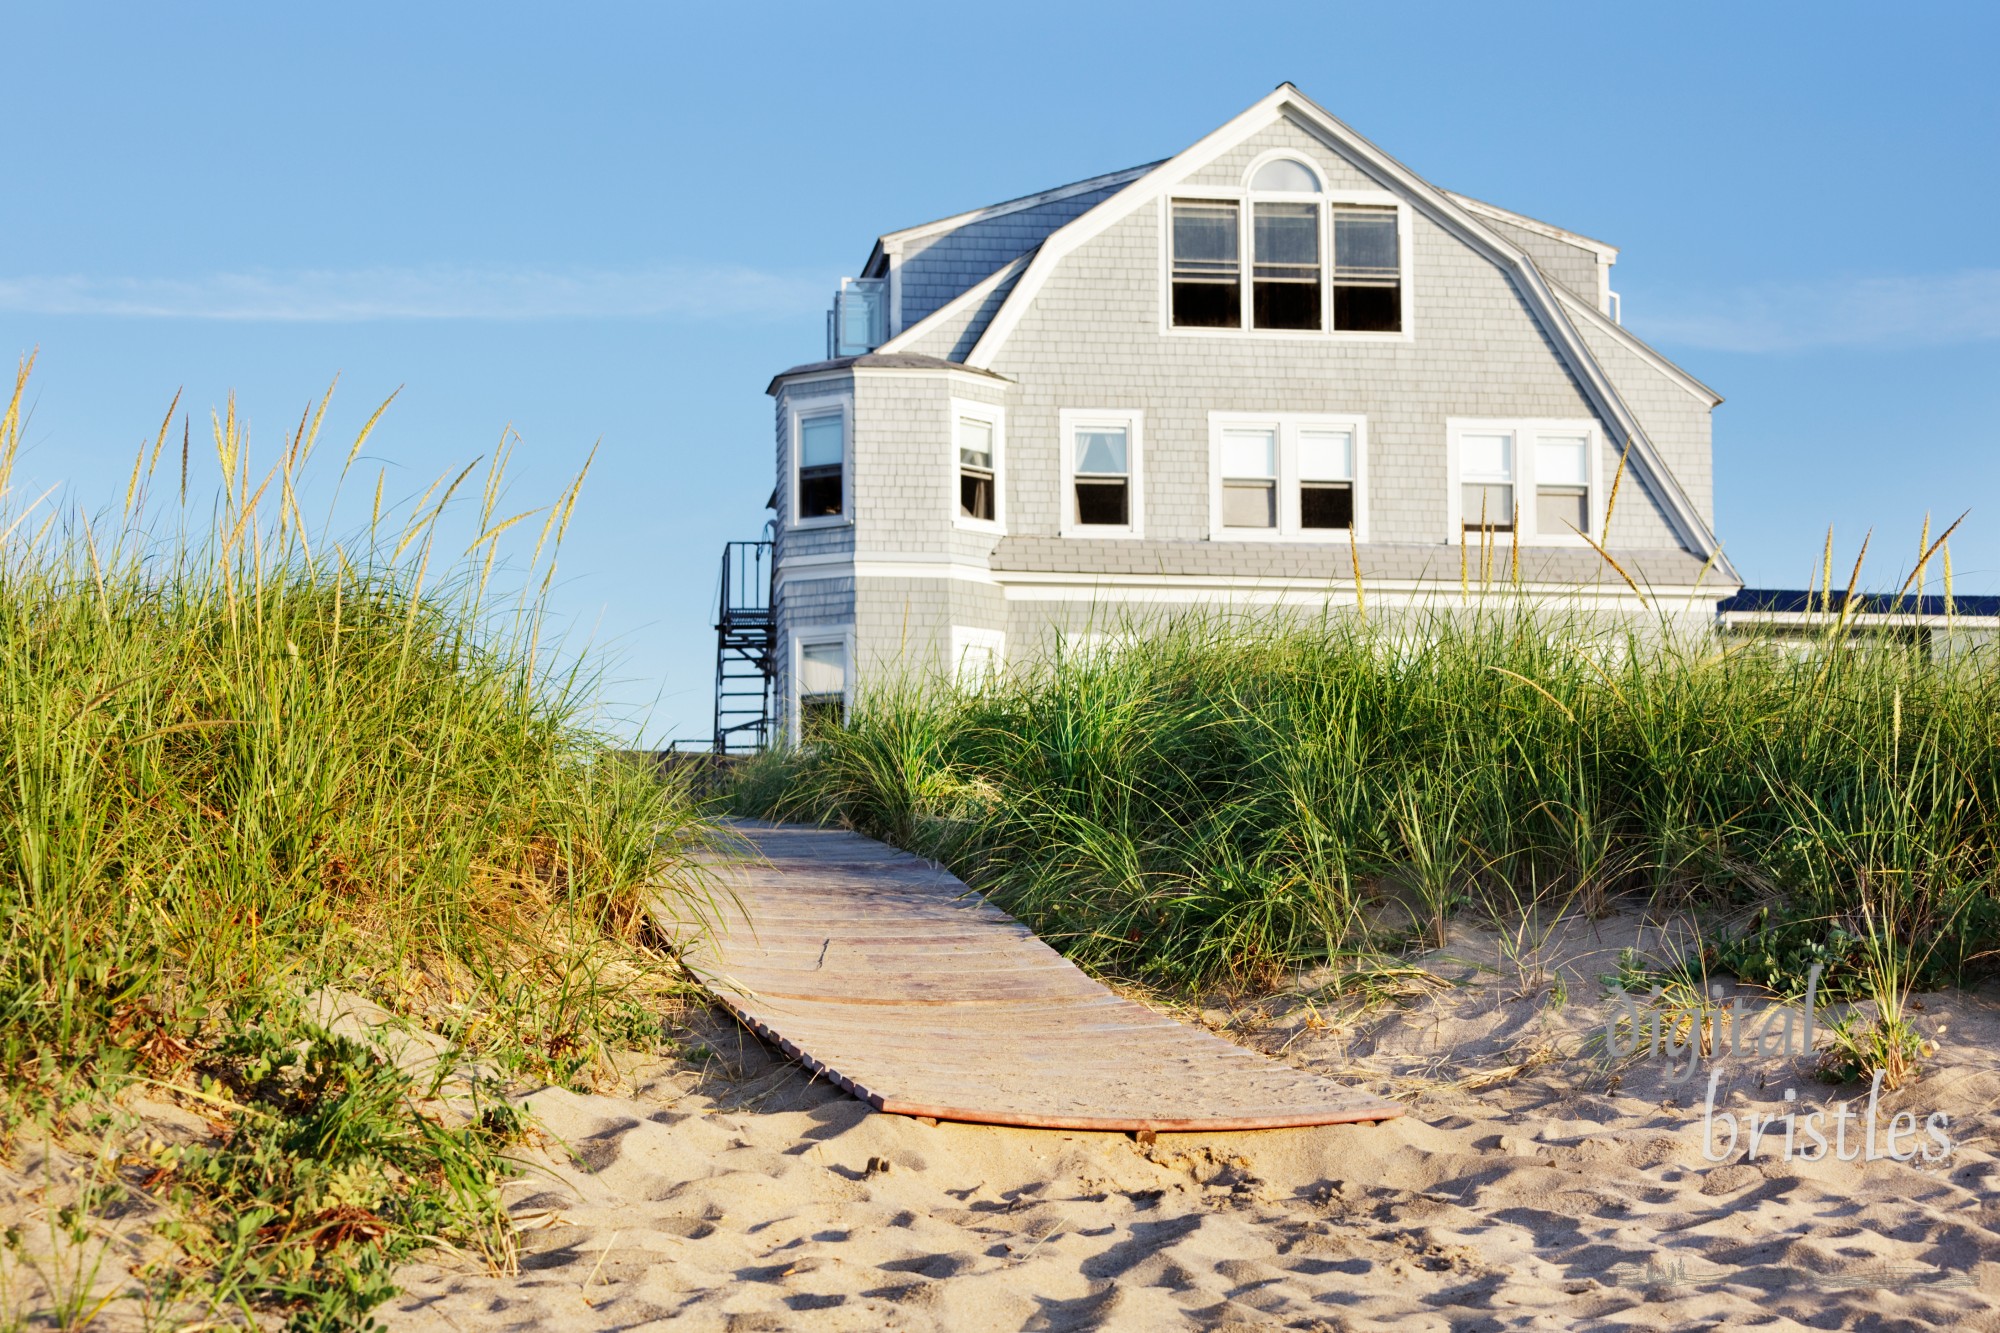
[1249,157,1320,192]
[1168,154,1403,333]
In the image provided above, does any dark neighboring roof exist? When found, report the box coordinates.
[1721,588,2000,619]
[765,353,1010,396]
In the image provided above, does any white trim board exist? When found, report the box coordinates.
[1440,191,1619,262]
[1551,285,1722,407]
[959,82,1735,581]
[877,253,1032,356]
[774,557,1734,611]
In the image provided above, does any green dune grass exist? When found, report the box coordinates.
[740,602,1999,1012]
[0,361,717,1328]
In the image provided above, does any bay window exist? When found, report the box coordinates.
[795,409,845,521]
[796,635,849,736]
[952,400,1004,530]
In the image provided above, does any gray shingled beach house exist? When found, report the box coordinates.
[733,83,1746,745]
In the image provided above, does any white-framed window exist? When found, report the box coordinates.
[1445,418,1603,545]
[1059,408,1144,538]
[791,627,853,738]
[1164,152,1411,339]
[789,395,851,526]
[948,625,1006,688]
[950,399,1005,532]
[1207,412,1368,541]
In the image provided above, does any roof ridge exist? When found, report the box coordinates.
[877,162,1167,247]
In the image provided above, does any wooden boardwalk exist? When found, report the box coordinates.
[674,821,1401,1133]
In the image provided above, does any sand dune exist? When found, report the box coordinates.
[381,912,2000,1331]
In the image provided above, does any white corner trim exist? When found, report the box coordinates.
[1550,285,1723,407]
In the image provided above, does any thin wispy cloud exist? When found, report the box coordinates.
[1638,268,2000,353]
[0,263,827,322]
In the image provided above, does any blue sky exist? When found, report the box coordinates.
[5,3,1996,742]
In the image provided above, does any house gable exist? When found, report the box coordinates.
[962,84,1734,578]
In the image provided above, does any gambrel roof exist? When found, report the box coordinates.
[818,84,1733,577]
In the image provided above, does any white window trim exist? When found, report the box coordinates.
[949,398,1006,534]
[1444,417,1605,546]
[1207,412,1370,543]
[788,393,853,530]
[789,623,855,739]
[948,625,1006,687]
[1157,179,1415,344]
[1058,407,1145,539]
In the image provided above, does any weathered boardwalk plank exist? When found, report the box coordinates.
[673,821,1402,1133]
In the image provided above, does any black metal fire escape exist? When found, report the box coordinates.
[712,537,775,754]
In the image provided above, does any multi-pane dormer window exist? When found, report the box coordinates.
[1332,207,1401,332]
[1169,156,1406,336]
[1170,201,1241,328]
[1252,202,1321,330]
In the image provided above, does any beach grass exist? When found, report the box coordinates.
[0,359,717,1327]
[738,597,1999,1021]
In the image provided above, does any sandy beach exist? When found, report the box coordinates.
[371,911,2000,1332]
